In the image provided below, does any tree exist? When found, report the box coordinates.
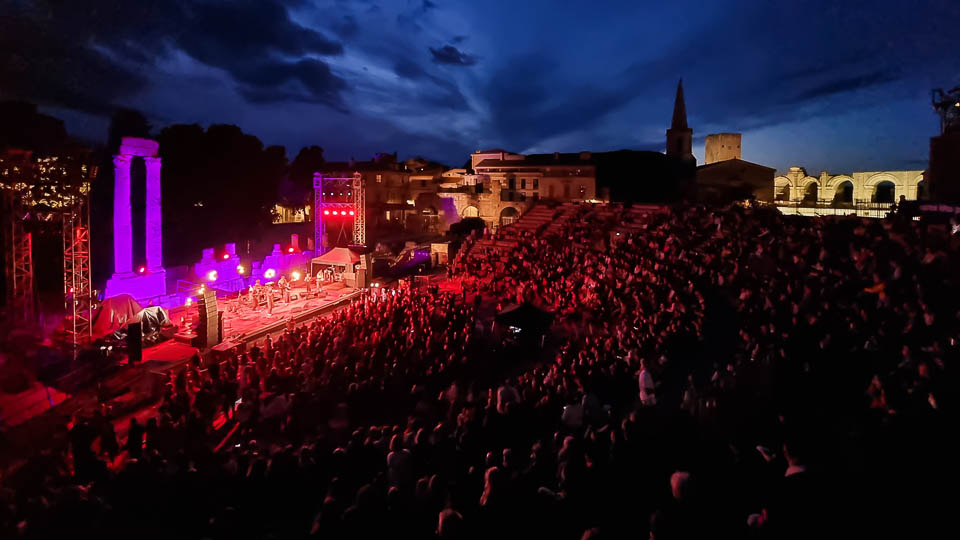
[157,124,287,265]
[107,108,151,153]
[448,217,486,237]
[288,145,325,206]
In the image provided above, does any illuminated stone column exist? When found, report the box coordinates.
[144,156,163,271]
[112,154,133,275]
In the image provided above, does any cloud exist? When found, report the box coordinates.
[0,0,348,112]
[332,15,360,39]
[429,45,478,66]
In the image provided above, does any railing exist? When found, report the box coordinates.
[773,199,895,219]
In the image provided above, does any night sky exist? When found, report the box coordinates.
[3,0,960,172]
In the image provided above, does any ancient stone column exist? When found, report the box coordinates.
[144,156,163,271]
[112,154,133,275]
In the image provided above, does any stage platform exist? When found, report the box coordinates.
[167,282,362,353]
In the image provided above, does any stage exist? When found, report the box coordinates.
[167,281,362,353]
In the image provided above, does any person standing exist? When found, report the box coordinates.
[638,358,657,406]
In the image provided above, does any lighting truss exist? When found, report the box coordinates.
[63,194,92,346]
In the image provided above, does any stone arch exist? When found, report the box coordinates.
[499,205,521,226]
[800,177,820,204]
[824,175,854,201]
[833,180,854,205]
[462,205,479,218]
[864,173,904,203]
[774,176,793,201]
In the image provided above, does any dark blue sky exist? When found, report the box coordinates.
[3,0,959,173]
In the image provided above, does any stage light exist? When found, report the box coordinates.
[292,271,301,281]
[324,210,330,215]
[264,268,276,279]
[237,265,246,274]
[332,210,339,216]
[223,253,230,260]
[207,270,218,281]
[138,266,146,274]
[185,297,193,306]
[349,210,355,216]
[288,247,295,253]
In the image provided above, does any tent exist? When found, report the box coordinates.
[311,247,361,274]
[91,294,143,338]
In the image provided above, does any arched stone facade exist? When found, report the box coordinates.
[774,166,925,206]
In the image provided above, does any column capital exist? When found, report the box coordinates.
[143,156,162,166]
[113,154,133,167]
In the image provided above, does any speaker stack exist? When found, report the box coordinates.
[126,321,143,365]
[197,288,220,348]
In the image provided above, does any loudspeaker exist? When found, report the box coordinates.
[217,311,224,343]
[127,321,143,365]
[197,289,219,348]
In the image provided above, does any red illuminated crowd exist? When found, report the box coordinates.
[3,202,958,539]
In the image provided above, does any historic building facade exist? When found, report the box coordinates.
[774,167,926,216]
[429,149,598,230]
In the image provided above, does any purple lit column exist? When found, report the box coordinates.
[144,156,163,271]
[112,154,133,275]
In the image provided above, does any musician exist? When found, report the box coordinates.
[305,272,313,294]
[278,275,291,303]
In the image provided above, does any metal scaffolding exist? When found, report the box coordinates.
[8,206,36,324]
[62,195,92,345]
[352,172,366,246]
[314,172,366,251]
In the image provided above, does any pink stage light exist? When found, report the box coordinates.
[138,266,146,274]
[264,268,276,279]
[207,270,218,281]
[288,247,295,253]
[223,253,230,260]
[236,265,246,275]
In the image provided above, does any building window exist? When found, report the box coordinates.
[421,180,427,188]
[508,178,515,190]
[520,192,526,202]
[533,192,539,201]
[376,174,382,183]
[533,178,539,189]
[521,178,526,189]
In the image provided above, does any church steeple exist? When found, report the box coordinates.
[666,79,694,162]
[671,79,688,130]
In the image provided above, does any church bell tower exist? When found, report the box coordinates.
[666,79,694,163]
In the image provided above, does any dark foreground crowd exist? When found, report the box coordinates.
[3,203,959,539]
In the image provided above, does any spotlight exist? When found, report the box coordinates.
[288,247,295,253]
[264,268,276,279]
[185,297,193,306]
[138,266,146,274]
[237,265,246,275]
[207,270,218,281]
[349,210,355,216]
[292,271,301,281]
[223,253,230,260]
[332,210,339,216]
[324,210,330,215]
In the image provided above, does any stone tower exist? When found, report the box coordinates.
[666,80,694,162]
[704,133,742,164]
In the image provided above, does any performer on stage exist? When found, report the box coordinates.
[305,271,312,295]
[266,284,275,315]
[279,275,292,303]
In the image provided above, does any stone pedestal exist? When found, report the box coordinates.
[105,270,167,302]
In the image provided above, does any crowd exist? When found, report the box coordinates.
[2,202,958,539]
